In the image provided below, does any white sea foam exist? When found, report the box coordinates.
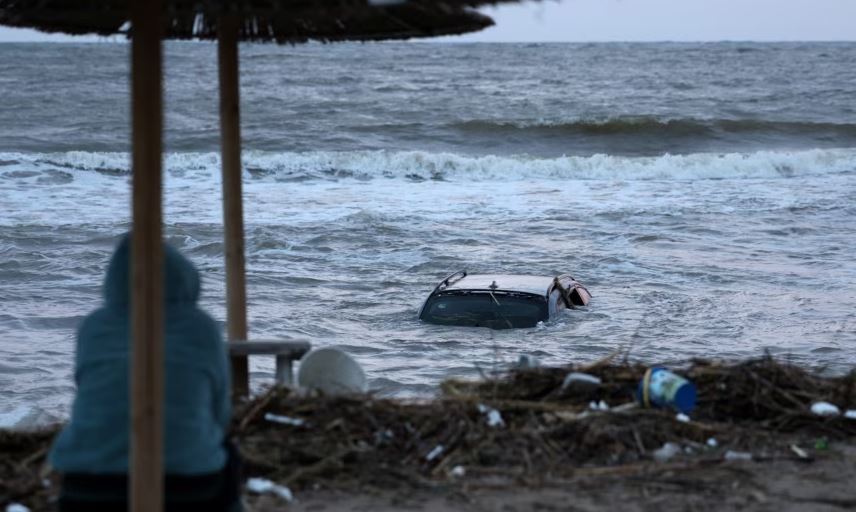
[2,148,854,184]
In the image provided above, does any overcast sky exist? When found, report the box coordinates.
[1,0,854,42]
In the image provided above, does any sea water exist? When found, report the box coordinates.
[1,42,854,426]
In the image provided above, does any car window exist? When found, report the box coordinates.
[421,292,548,329]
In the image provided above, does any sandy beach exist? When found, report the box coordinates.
[269,448,856,512]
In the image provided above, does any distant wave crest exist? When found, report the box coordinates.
[1,148,855,184]
[453,117,856,138]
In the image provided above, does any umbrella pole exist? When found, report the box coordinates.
[130,0,164,510]
[218,14,249,397]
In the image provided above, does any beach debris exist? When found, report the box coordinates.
[724,450,753,461]
[516,354,541,369]
[790,444,809,459]
[637,367,697,414]
[675,413,690,423]
[246,477,294,502]
[5,504,30,512]
[425,444,444,462]
[561,372,601,394]
[450,465,466,478]
[5,356,856,506]
[264,412,306,427]
[845,410,856,420]
[589,400,610,411]
[297,347,367,395]
[477,404,505,428]
[652,442,681,462]
[811,402,841,417]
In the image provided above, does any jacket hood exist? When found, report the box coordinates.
[103,234,201,307]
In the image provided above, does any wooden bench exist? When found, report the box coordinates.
[227,339,311,385]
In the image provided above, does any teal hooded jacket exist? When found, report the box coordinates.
[50,235,231,475]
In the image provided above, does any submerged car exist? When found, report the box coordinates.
[418,271,591,329]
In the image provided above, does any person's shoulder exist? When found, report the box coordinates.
[77,307,125,341]
[183,307,225,346]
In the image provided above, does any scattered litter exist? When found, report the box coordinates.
[561,372,601,393]
[588,400,609,411]
[425,444,444,462]
[706,438,718,448]
[790,444,809,459]
[675,413,690,423]
[610,402,638,413]
[844,410,856,420]
[450,465,466,477]
[477,404,505,428]
[724,450,752,461]
[814,437,829,450]
[264,412,306,427]
[811,402,841,417]
[246,477,294,502]
[486,409,504,427]
[6,504,30,512]
[516,354,541,369]
[637,367,697,414]
[652,442,681,462]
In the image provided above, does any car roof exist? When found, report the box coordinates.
[442,274,555,297]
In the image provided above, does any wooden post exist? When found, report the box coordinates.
[130,0,164,510]
[218,14,249,397]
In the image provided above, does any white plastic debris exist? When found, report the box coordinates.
[561,372,602,393]
[811,402,841,417]
[588,400,609,411]
[675,413,690,423]
[246,477,294,502]
[724,450,753,461]
[652,442,681,462]
[6,504,30,512]
[790,444,809,459]
[450,465,466,478]
[477,404,506,428]
[298,347,367,395]
[425,444,444,462]
[845,410,856,420]
[264,413,306,427]
[706,437,718,448]
[486,409,504,427]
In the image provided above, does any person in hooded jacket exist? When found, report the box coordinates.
[50,234,241,511]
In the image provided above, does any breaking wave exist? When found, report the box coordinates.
[1,148,855,184]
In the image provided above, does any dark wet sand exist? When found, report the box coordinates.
[247,442,856,512]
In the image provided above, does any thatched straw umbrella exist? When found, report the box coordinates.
[0,1,517,510]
